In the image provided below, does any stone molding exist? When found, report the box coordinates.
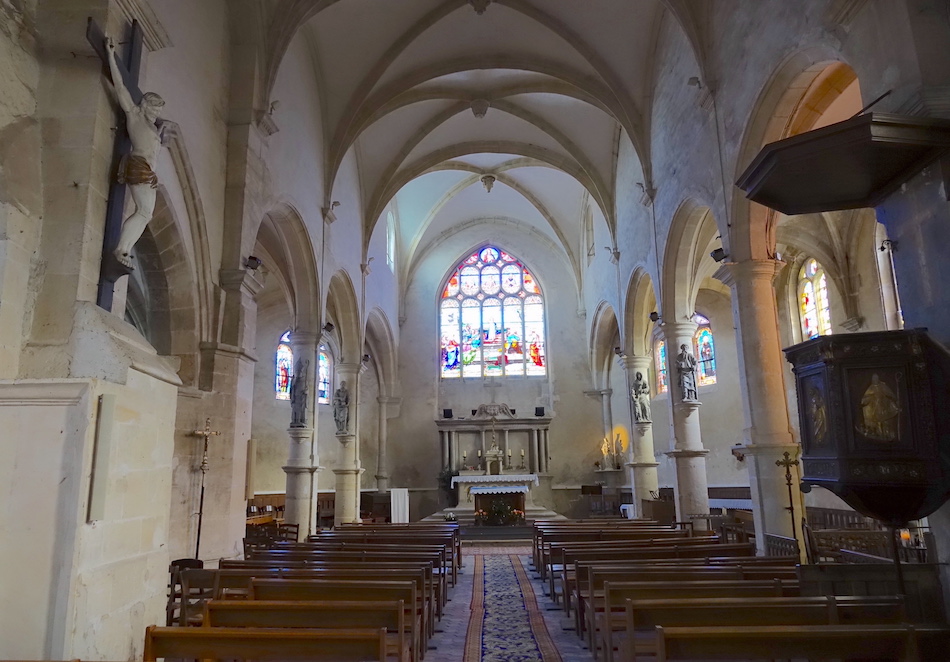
[281,465,322,475]
[664,449,710,459]
[713,259,785,289]
[0,380,89,406]
[625,461,660,468]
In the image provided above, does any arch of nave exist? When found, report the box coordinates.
[0,0,948,659]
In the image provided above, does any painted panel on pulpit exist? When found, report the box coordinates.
[440,245,546,378]
[846,367,912,452]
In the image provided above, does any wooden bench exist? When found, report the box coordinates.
[143,624,388,661]
[586,579,799,652]
[653,623,950,661]
[611,595,907,662]
[249,578,423,661]
[203,599,409,662]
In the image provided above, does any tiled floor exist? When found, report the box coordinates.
[425,547,589,662]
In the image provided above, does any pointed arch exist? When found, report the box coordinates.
[589,300,621,390]
[623,267,659,357]
[660,199,720,319]
[326,269,362,362]
[364,307,398,397]
[731,46,855,262]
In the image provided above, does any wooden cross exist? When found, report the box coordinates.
[85,17,145,310]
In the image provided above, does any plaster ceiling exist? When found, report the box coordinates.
[287,0,685,278]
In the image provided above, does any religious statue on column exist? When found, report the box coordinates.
[333,380,350,434]
[104,36,167,268]
[289,358,309,427]
[676,344,699,402]
[631,371,652,422]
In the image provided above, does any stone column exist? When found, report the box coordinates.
[621,355,659,517]
[375,396,398,492]
[333,362,363,525]
[282,331,320,539]
[715,260,805,552]
[599,388,614,442]
[661,322,710,528]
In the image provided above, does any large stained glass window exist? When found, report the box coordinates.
[318,345,331,404]
[692,313,717,386]
[440,246,546,378]
[654,339,668,394]
[275,331,293,400]
[799,258,832,339]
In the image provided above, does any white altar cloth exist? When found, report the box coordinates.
[451,473,539,487]
[470,485,530,495]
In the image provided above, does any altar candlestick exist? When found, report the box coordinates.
[463,451,467,460]
[477,449,482,457]
[507,448,512,456]
[520,448,525,457]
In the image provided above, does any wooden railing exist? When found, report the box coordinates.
[808,529,934,564]
[764,533,799,558]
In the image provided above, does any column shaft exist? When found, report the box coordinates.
[662,322,710,527]
[621,355,660,517]
[717,260,805,552]
[333,363,362,525]
[375,396,392,492]
[283,331,320,539]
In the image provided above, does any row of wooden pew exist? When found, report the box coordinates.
[150,522,461,662]
[532,518,949,661]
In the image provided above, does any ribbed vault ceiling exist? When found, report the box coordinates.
[282,0,693,276]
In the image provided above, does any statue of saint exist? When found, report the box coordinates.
[676,344,699,402]
[856,373,901,442]
[333,380,350,434]
[631,371,652,422]
[289,358,309,427]
[105,37,167,268]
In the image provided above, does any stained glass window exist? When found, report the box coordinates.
[654,339,668,394]
[275,331,293,400]
[440,246,546,378]
[692,313,717,386]
[386,211,396,270]
[318,345,330,404]
[799,258,832,339]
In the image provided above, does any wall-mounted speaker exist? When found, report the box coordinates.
[471,409,478,416]
[442,408,453,419]
[535,406,545,417]
[510,409,516,416]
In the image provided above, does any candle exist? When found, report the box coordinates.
[520,448,525,457]
[463,451,467,460]
[507,448,512,457]
[477,449,482,457]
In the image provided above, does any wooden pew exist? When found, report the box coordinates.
[611,595,906,662]
[586,579,799,653]
[249,578,422,662]
[142,624,388,661]
[653,623,950,662]
[203,599,409,662]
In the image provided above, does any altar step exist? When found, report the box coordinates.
[459,525,534,540]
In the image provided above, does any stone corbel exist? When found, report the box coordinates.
[840,316,865,332]
[637,182,655,207]
[323,203,340,224]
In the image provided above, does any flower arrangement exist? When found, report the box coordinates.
[474,509,488,525]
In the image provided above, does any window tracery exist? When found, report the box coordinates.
[440,246,546,378]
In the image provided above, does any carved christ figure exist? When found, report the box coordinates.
[105,36,167,268]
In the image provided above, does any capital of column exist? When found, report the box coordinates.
[289,330,319,352]
[660,320,698,345]
[336,362,361,380]
[634,421,654,435]
[336,432,356,446]
[625,461,660,468]
[332,467,366,476]
[620,354,652,373]
[220,268,265,298]
[287,427,314,441]
[282,465,323,475]
[665,448,710,459]
[713,259,785,289]
[672,399,702,413]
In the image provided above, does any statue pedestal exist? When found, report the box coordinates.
[334,432,361,526]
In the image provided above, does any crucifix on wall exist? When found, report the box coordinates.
[86,18,168,311]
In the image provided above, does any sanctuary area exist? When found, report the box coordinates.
[2,0,950,660]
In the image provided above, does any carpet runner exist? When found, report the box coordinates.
[463,555,563,662]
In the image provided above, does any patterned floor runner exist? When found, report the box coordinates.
[463,555,563,662]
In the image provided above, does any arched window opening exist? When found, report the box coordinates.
[691,313,717,386]
[386,210,396,271]
[654,339,668,394]
[440,246,546,378]
[318,345,331,404]
[275,331,293,400]
[799,258,832,339]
